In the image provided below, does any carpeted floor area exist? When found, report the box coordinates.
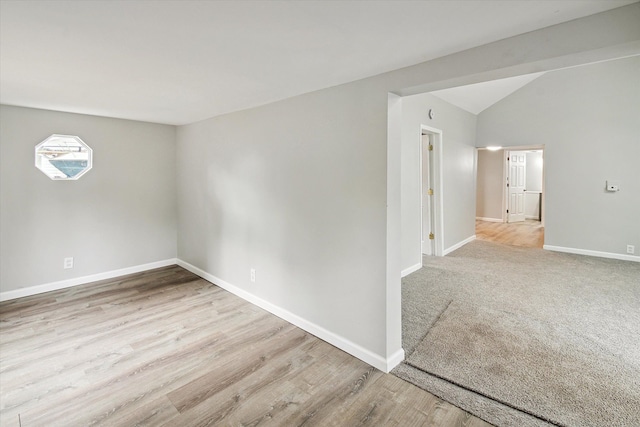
[393,240,640,427]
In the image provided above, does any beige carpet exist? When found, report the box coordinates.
[393,240,640,427]
[406,301,640,427]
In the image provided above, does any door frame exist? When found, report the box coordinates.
[420,125,444,256]
[502,145,545,226]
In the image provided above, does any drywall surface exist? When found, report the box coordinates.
[401,93,477,269]
[477,56,640,255]
[0,105,177,292]
[177,79,391,357]
[476,149,504,220]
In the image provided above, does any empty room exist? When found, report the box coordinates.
[1,1,639,426]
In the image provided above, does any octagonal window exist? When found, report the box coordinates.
[35,134,92,180]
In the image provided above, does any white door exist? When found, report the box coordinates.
[507,151,526,223]
[421,134,435,255]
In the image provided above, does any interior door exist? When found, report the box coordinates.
[508,151,526,223]
[421,134,434,255]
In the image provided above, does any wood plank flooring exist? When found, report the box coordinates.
[0,266,491,427]
[475,219,544,248]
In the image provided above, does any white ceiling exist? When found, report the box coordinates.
[430,72,546,115]
[0,1,636,125]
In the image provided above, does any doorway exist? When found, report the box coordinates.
[506,149,544,225]
[476,146,545,248]
[420,126,444,257]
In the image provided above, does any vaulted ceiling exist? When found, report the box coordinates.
[430,72,546,115]
[1,0,635,125]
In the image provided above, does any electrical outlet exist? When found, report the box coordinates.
[250,268,256,282]
[627,245,635,255]
[64,257,74,269]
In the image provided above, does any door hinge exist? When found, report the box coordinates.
[428,188,433,196]
[506,209,509,213]
[507,183,509,187]
[429,232,435,240]
[428,144,433,151]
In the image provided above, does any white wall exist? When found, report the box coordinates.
[476,149,505,221]
[401,93,477,270]
[477,56,640,256]
[0,106,177,293]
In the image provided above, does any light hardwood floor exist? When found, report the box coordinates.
[475,219,544,248]
[0,266,491,427]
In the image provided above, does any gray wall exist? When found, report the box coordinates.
[476,149,504,220]
[177,79,391,357]
[401,93,477,270]
[0,106,177,292]
[477,56,640,255]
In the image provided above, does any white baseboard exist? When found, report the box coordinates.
[0,259,179,302]
[386,348,406,372]
[476,217,503,223]
[176,259,403,373]
[443,235,476,256]
[543,245,640,262]
[401,263,422,277]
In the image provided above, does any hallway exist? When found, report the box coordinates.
[475,219,544,248]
